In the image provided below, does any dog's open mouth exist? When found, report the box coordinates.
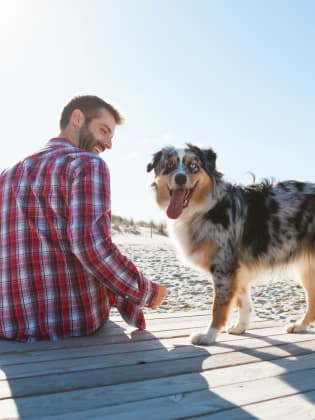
[167,184,197,219]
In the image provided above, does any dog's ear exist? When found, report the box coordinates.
[203,148,217,173]
[147,150,163,173]
[203,148,223,181]
[186,144,217,173]
[186,144,222,199]
[201,148,223,199]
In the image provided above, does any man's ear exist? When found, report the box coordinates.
[70,109,85,129]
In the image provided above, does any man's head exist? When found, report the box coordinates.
[59,95,124,154]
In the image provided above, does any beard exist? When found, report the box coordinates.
[78,124,97,152]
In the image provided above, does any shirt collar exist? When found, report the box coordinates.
[47,137,77,148]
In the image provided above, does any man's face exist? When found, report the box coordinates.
[78,108,116,154]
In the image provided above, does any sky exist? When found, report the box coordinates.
[0,0,314,223]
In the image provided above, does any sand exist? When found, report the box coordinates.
[112,227,308,325]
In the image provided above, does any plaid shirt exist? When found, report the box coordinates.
[0,138,158,342]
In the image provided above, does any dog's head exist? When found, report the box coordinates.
[147,144,222,219]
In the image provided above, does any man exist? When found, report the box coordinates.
[0,95,168,342]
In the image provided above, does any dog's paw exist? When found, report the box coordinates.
[228,323,247,335]
[190,333,215,346]
[286,323,309,333]
[190,328,218,346]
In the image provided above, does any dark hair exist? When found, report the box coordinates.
[59,95,124,129]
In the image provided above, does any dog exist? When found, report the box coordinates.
[147,144,315,345]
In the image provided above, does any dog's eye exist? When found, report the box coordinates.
[166,162,175,170]
[189,163,199,173]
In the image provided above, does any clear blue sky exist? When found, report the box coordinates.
[1,0,314,222]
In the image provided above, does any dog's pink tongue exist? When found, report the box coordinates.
[167,189,186,219]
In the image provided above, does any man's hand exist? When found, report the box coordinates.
[149,283,168,309]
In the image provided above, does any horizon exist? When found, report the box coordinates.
[1,1,314,223]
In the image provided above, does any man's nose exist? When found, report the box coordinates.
[105,137,112,149]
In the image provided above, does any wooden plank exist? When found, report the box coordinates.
[49,368,315,419]
[110,310,212,321]
[199,390,315,419]
[0,320,302,355]
[9,367,315,419]
[110,310,265,323]
[0,311,314,420]
[1,338,315,399]
[105,315,282,332]
[0,318,283,352]
[1,331,315,381]
[1,353,314,418]
[143,317,282,333]
[0,328,312,367]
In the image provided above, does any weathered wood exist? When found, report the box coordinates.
[0,337,314,400]
[0,317,283,355]
[1,353,315,418]
[191,390,315,419]
[1,331,314,379]
[0,328,312,368]
[0,311,314,420]
[7,368,314,419]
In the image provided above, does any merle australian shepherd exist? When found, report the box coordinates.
[147,144,315,345]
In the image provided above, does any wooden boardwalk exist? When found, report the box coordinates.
[0,311,315,419]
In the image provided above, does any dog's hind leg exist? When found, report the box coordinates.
[227,266,253,334]
[228,285,253,334]
[287,257,315,333]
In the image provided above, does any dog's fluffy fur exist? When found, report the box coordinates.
[147,144,315,345]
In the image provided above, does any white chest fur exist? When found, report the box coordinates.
[168,219,215,272]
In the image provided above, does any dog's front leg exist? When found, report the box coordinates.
[190,265,236,346]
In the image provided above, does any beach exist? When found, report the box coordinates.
[112,227,308,325]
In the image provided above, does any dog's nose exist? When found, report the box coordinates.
[174,173,187,186]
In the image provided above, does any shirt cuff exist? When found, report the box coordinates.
[137,274,160,308]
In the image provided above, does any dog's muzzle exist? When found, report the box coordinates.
[174,173,187,187]
[167,183,197,219]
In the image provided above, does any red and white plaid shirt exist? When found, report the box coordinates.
[0,138,158,342]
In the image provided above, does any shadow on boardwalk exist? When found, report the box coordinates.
[0,320,315,418]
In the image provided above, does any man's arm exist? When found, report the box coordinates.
[67,158,167,309]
